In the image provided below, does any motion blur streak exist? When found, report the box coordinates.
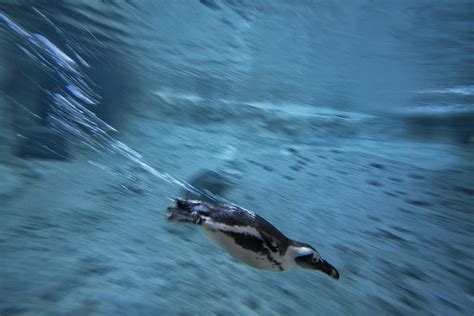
[0,1,472,315]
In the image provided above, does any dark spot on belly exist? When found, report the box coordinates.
[222,231,283,271]
[223,231,264,253]
[261,234,279,252]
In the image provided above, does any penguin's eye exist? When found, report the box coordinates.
[312,256,320,263]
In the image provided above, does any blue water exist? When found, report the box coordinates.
[0,1,473,315]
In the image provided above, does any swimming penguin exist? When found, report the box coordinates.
[166,198,340,279]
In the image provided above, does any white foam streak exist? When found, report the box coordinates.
[1,11,221,201]
[417,86,474,96]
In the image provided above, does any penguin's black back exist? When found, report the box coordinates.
[206,203,292,255]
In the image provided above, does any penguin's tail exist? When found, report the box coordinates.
[166,198,209,225]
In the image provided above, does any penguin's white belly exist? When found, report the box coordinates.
[201,228,282,271]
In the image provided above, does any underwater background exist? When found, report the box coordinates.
[0,1,473,315]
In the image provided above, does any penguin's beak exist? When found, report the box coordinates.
[315,259,340,280]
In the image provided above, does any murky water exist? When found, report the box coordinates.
[1,1,473,315]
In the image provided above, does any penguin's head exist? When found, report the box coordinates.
[291,243,340,280]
